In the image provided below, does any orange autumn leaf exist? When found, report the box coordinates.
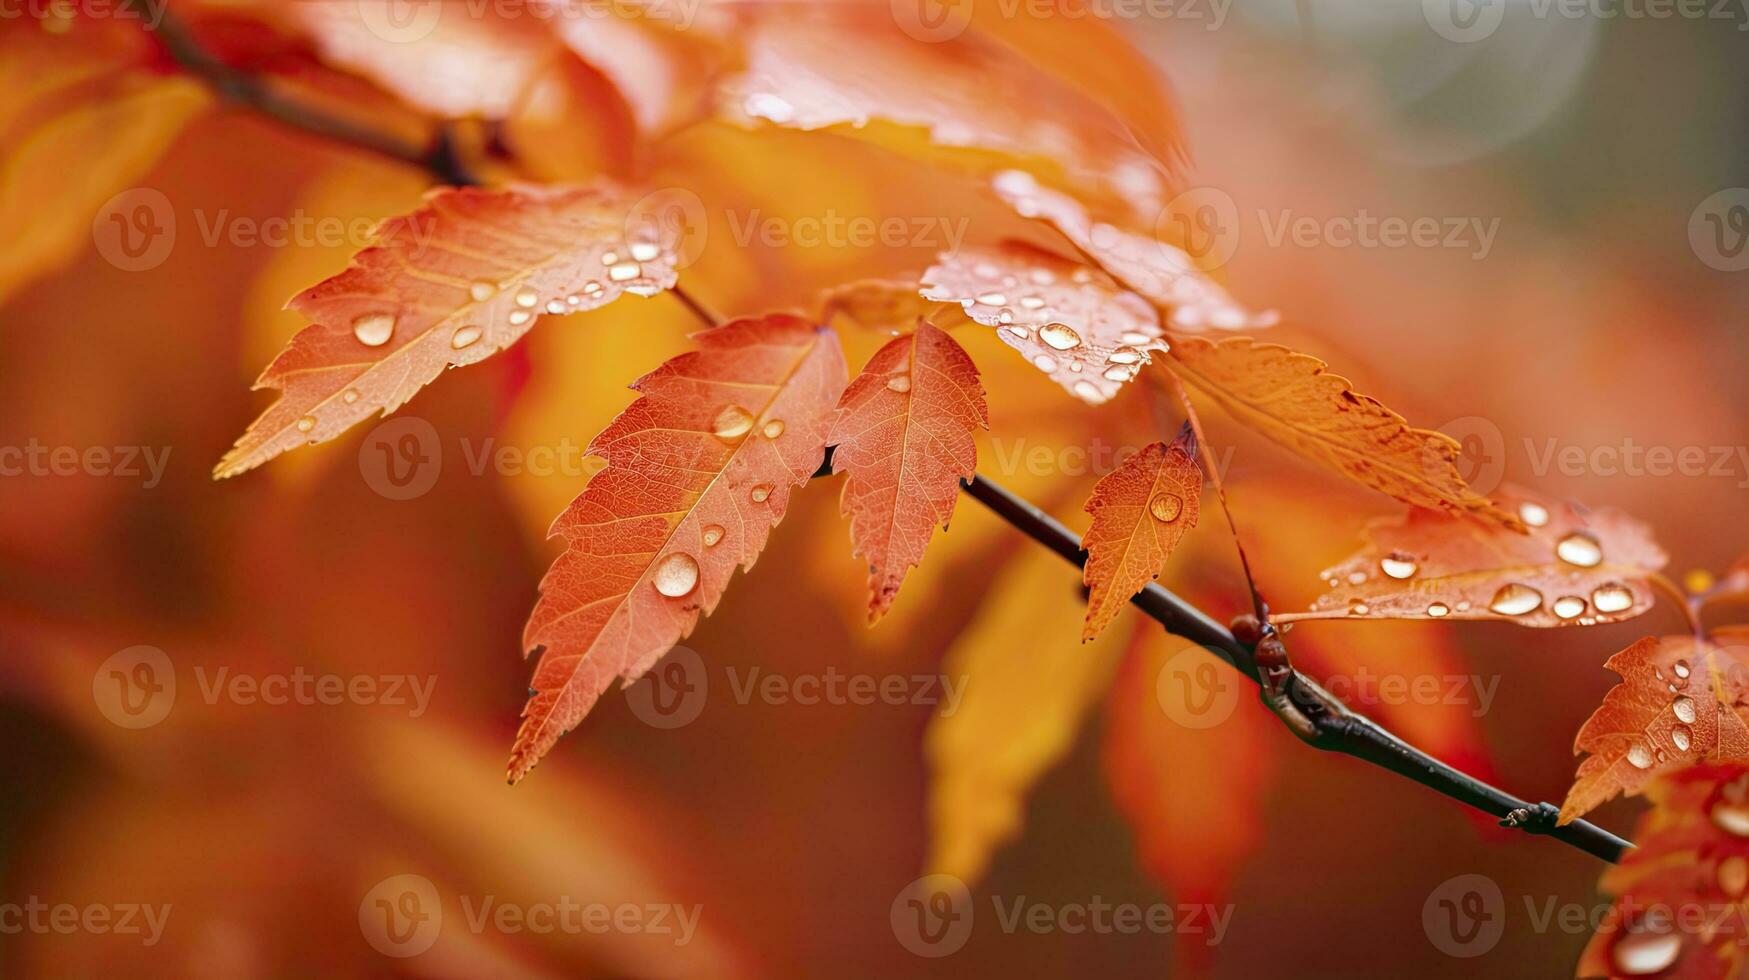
[512,314,847,782]
[1311,486,1667,628]
[215,182,681,478]
[817,277,971,333]
[1167,337,1524,531]
[1080,430,1202,641]
[922,242,1167,405]
[1579,764,1749,979]
[1561,628,1749,824]
[829,322,987,622]
[716,5,1172,220]
[991,169,1276,332]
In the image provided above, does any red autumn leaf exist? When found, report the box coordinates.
[511,313,847,782]
[828,322,987,622]
[922,242,1167,405]
[1580,764,1749,979]
[992,169,1276,331]
[1561,628,1749,823]
[1080,430,1202,641]
[215,182,681,478]
[1311,486,1667,627]
[715,4,1174,219]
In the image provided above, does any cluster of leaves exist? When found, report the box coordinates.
[23,2,1749,973]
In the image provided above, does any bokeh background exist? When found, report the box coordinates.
[3,1,1748,976]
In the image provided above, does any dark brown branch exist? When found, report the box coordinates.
[148,12,1630,864]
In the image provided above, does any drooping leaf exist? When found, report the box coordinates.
[1561,628,1749,824]
[1167,337,1524,531]
[829,322,987,622]
[716,5,1173,220]
[991,169,1275,332]
[922,242,1166,405]
[512,313,847,782]
[924,546,1129,882]
[1311,486,1667,627]
[817,277,970,333]
[1080,431,1202,641]
[1102,623,1277,976]
[1580,763,1749,979]
[215,182,681,479]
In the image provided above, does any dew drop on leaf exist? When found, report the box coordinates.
[1379,552,1418,580]
[351,313,396,347]
[630,241,661,262]
[1672,695,1697,725]
[1555,531,1604,567]
[1715,800,1749,836]
[608,261,641,282]
[713,405,754,440]
[1673,660,1691,679]
[1611,931,1682,976]
[1488,583,1543,616]
[750,483,773,503]
[886,375,912,394]
[1427,602,1450,617]
[469,280,498,302]
[1517,500,1550,527]
[1147,492,1183,523]
[1592,582,1634,613]
[1552,595,1587,620]
[651,553,700,598]
[1671,725,1692,752]
[514,287,539,309]
[762,419,786,439]
[1626,741,1655,769]
[508,309,533,326]
[1038,322,1083,350]
[342,389,360,404]
[450,325,483,350]
[701,524,725,547]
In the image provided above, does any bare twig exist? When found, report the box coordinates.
[149,12,1631,864]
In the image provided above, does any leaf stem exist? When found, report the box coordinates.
[669,285,721,328]
[1649,571,1705,637]
[151,10,1632,866]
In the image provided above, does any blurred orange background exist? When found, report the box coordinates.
[3,3,1747,977]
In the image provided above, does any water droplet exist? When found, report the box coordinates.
[1555,531,1604,567]
[566,294,582,307]
[1019,295,1045,310]
[1488,583,1543,616]
[750,483,773,503]
[975,291,1007,307]
[1455,600,1471,612]
[1032,354,1058,372]
[608,261,641,282]
[1672,695,1697,725]
[1103,365,1135,382]
[469,281,498,302]
[1073,380,1104,402]
[630,241,661,262]
[744,91,795,123]
[1346,570,1368,585]
[546,300,567,315]
[652,553,700,597]
[761,419,786,439]
[295,415,316,433]
[1612,930,1682,976]
[450,325,483,350]
[1552,595,1588,620]
[1673,660,1691,679]
[624,282,662,298]
[1120,331,1155,345]
[1005,325,1030,339]
[1721,856,1749,897]
[1592,582,1635,614]
[1715,801,1749,837]
[1148,493,1183,523]
[1038,323,1083,351]
[1106,347,1143,365]
[701,525,725,547]
[1517,500,1550,527]
[514,287,539,309]
[342,389,360,404]
[1348,600,1370,616]
[600,252,619,266]
[713,405,754,440]
[351,313,395,347]
[887,375,912,394]
[508,309,533,327]
[1379,553,1418,580]
[1427,602,1450,618]
[1671,725,1692,752]
[583,281,604,297]
[1626,741,1655,769]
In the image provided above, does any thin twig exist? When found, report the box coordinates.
[669,285,721,327]
[150,14,1631,864]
